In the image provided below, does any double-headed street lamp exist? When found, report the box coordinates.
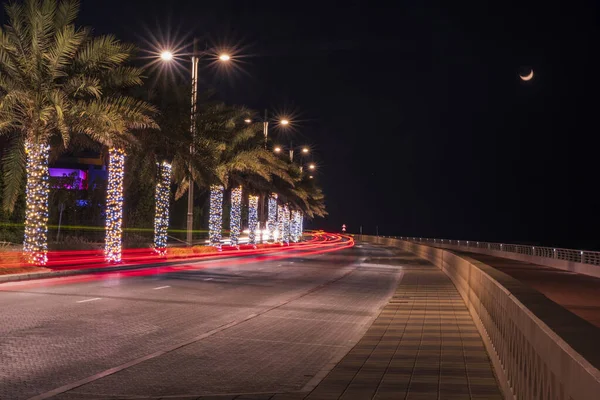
[160,41,231,245]
[274,143,311,165]
[245,113,289,149]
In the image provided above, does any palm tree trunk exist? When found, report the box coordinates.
[209,185,224,246]
[267,193,278,242]
[230,186,242,246]
[259,193,266,243]
[282,204,291,245]
[154,161,172,255]
[290,210,299,243]
[248,195,259,245]
[23,141,50,265]
[105,148,126,262]
[277,204,284,244]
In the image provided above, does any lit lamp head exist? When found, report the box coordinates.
[280,119,289,126]
[160,51,174,62]
[308,164,316,170]
[309,175,314,179]
[244,119,252,123]
[274,146,282,153]
[302,147,309,154]
[219,53,231,61]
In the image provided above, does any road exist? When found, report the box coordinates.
[1,236,407,399]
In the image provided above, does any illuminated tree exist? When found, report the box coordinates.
[209,185,224,245]
[153,161,172,255]
[0,0,156,264]
[248,195,259,244]
[229,186,242,246]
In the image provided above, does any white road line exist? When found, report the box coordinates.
[204,278,213,281]
[76,298,101,303]
[152,286,170,290]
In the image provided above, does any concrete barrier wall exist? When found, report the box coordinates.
[360,235,600,400]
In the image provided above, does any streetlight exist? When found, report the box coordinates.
[302,147,309,154]
[250,112,288,148]
[308,163,316,170]
[160,51,173,61]
[160,40,230,245]
[274,146,282,153]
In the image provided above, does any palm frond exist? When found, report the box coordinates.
[1,135,25,212]
[54,0,79,30]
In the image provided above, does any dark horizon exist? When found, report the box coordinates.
[3,0,599,250]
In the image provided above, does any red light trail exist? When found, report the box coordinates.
[0,233,354,289]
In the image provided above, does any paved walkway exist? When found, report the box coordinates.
[458,252,600,328]
[301,248,502,400]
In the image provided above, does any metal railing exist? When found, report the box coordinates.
[383,236,600,266]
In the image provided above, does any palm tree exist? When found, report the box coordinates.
[209,111,294,246]
[0,0,156,264]
[126,87,322,247]
[167,100,292,246]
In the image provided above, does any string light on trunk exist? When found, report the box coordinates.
[268,193,278,242]
[209,185,224,246]
[248,195,259,245]
[105,148,126,263]
[282,204,291,245]
[153,161,172,255]
[230,186,242,246]
[23,141,50,265]
[277,204,284,243]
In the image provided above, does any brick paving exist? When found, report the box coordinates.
[302,249,502,400]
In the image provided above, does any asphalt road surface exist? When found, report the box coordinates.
[1,239,406,399]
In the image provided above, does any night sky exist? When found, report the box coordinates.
[4,0,600,249]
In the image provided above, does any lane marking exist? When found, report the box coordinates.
[152,286,170,290]
[204,278,213,281]
[76,298,101,303]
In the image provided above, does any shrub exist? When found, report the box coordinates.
[192,245,218,254]
[0,251,24,267]
[167,247,192,258]
[255,243,280,249]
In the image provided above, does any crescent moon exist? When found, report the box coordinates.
[520,69,534,81]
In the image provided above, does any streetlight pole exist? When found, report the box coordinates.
[260,109,269,242]
[187,39,200,246]
[159,43,230,246]
[263,109,269,149]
